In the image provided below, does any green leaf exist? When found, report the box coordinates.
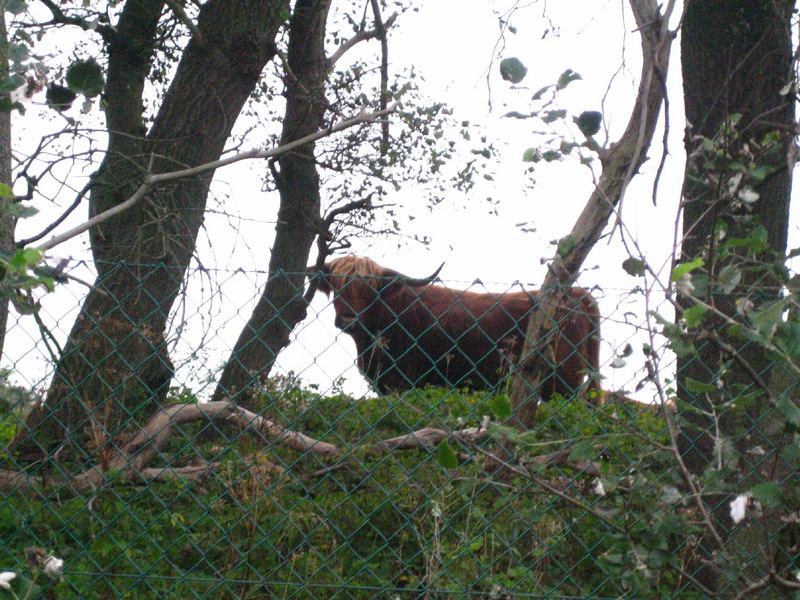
[6,0,27,15]
[556,68,582,90]
[682,304,707,328]
[0,73,25,92]
[774,321,800,357]
[468,536,484,552]
[522,148,540,163]
[436,440,458,469]
[5,203,37,218]
[9,42,29,65]
[568,439,596,462]
[499,57,527,84]
[749,298,787,342]
[622,257,645,277]
[749,482,784,509]
[8,248,42,272]
[777,394,800,428]
[780,442,800,468]
[717,265,741,294]
[557,234,577,258]
[601,552,622,565]
[36,275,55,292]
[46,83,77,111]
[542,150,561,162]
[66,58,105,97]
[541,109,567,124]
[532,85,551,100]
[576,110,602,137]
[750,164,774,182]
[685,378,716,394]
[489,393,512,420]
[659,485,682,505]
[0,183,13,198]
[559,140,578,154]
[11,294,38,314]
[649,310,697,357]
[671,258,704,282]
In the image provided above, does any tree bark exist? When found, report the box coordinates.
[508,0,674,427]
[677,0,794,591]
[0,7,13,361]
[678,0,794,468]
[213,0,332,407]
[20,0,288,457]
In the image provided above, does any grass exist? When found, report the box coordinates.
[0,380,680,599]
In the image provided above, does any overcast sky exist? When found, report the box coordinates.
[6,1,798,403]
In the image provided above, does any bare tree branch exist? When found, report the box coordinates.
[165,0,203,43]
[327,12,398,68]
[34,105,397,253]
[508,0,676,426]
[369,0,390,152]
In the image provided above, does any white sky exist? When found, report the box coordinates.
[5,1,797,404]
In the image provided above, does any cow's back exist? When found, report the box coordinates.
[349,281,600,400]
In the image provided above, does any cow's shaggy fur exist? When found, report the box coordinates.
[313,255,601,401]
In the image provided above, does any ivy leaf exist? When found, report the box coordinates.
[436,440,459,469]
[749,298,787,342]
[499,57,527,84]
[774,321,800,358]
[682,304,707,328]
[66,58,105,97]
[685,377,716,394]
[671,258,704,282]
[717,265,742,294]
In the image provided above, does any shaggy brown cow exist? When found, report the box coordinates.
[311,255,601,401]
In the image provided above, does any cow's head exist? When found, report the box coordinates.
[308,255,443,331]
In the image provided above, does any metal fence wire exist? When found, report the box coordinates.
[0,261,797,598]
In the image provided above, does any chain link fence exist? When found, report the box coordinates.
[0,260,796,598]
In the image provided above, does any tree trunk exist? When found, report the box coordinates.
[508,0,673,427]
[678,0,794,590]
[0,7,13,361]
[213,0,332,407]
[20,0,287,457]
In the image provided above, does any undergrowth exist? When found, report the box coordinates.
[0,379,691,599]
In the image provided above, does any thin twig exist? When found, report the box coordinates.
[35,105,397,253]
[327,13,398,68]
[165,0,202,44]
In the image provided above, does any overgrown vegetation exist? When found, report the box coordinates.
[0,378,707,599]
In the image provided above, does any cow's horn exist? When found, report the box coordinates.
[398,262,444,287]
